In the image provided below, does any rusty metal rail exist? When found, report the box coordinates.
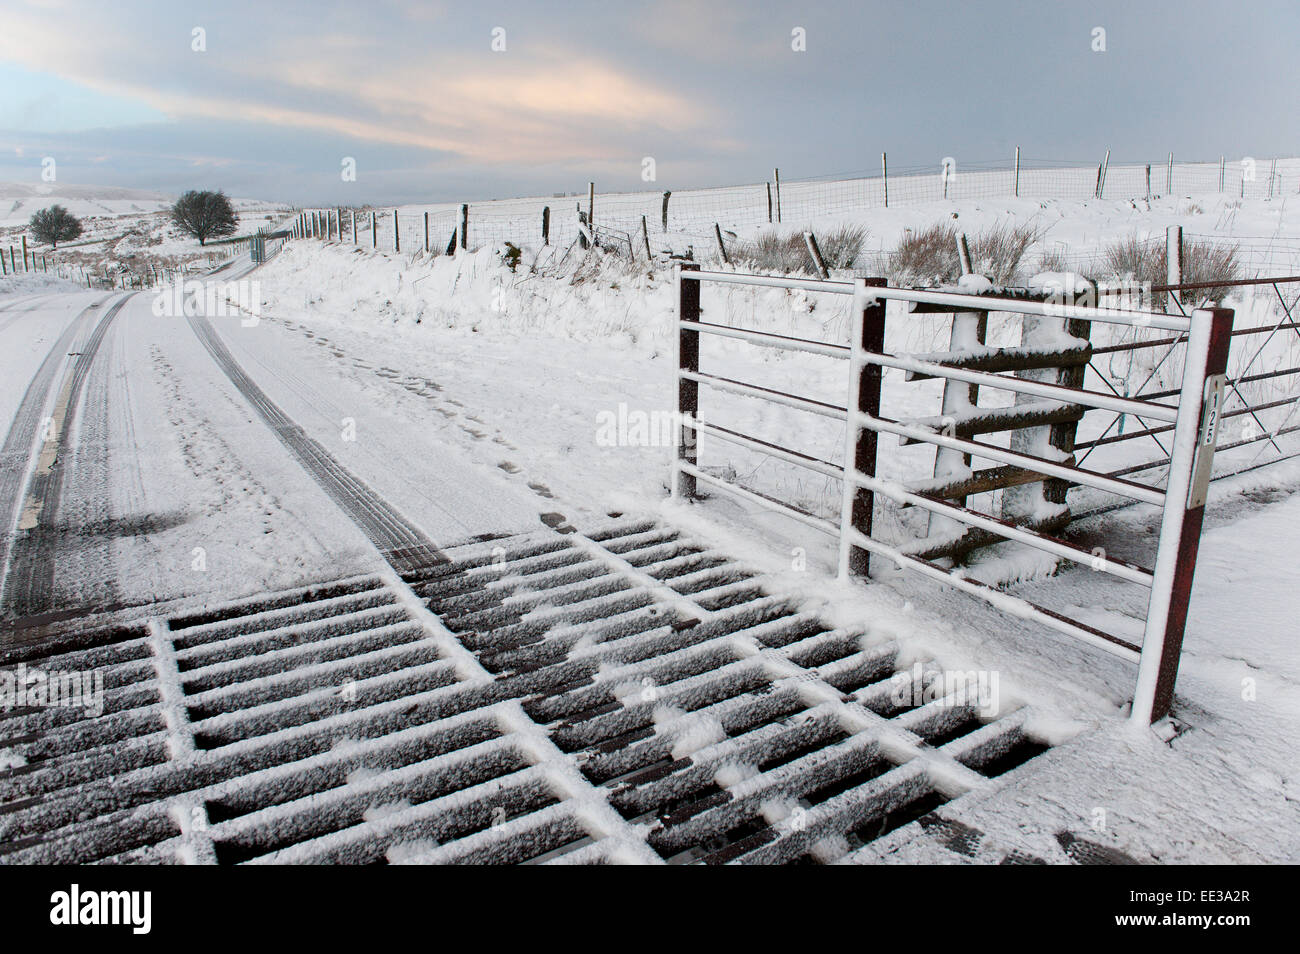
[673,265,1233,725]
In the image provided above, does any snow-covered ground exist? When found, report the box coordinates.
[242,193,1299,861]
[0,185,1296,863]
[0,182,290,282]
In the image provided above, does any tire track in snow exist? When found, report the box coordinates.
[186,313,449,574]
[0,294,114,608]
[0,294,132,618]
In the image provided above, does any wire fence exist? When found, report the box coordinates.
[293,154,1300,268]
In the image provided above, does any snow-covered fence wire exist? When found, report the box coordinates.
[1082,274,1300,483]
[673,264,1234,725]
[287,155,1300,261]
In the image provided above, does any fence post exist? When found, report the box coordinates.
[956,232,973,274]
[714,224,729,265]
[542,206,550,245]
[640,215,651,260]
[1145,164,1151,203]
[674,263,701,499]
[882,152,888,208]
[22,236,28,272]
[423,211,429,252]
[766,182,773,223]
[773,168,782,223]
[838,277,888,579]
[803,231,828,278]
[587,182,595,228]
[459,204,469,250]
[1166,225,1183,314]
[393,209,400,252]
[371,212,377,249]
[350,210,356,245]
[1,247,5,275]
[661,191,671,231]
[1131,306,1233,725]
[1218,156,1225,192]
[1014,145,1020,197]
[1167,152,1174,194]
[1098,149,1110,198]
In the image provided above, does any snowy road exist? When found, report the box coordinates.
[0,274,550,623]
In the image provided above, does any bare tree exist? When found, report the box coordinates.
[171,190,239,246]
[29,205,84,249]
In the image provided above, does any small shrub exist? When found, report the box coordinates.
[813,224,868,271]
[500,241,522,272]
[731,225,867,274]
[1101,234,1240,308]
[892,223,958,285]
[968,222,1039,284]
[890,221,1039,286]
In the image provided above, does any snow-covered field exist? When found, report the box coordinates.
[1,183,1297,864]
[0,182,291,281]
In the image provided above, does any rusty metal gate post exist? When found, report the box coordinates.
[839,278,887,579]
[674,263,701,499]
[1131,306,1234,725]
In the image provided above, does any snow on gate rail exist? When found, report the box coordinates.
[672,265,1234,725]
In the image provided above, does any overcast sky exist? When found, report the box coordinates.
[0,0,1296,205]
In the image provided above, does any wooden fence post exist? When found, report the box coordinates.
[587,182,595,228]
[661,191,671,231]
[1167,152,1174,194]
[882,152,888,208]
[1014,145,1021,197]
[459,204,469,250]
[423,211,430,252]
[640,215,651,260]
[714,224,729,265]
[1166,226,1183,315]
[1218,156,1225,193]
[839,277,888,578]
[22,236,28,272]
[393,209,400,252]
[773,168,782,222]
[766,182,773,223]
[541,206,550,245]
[803,231,828,278]
[674,262,701,499]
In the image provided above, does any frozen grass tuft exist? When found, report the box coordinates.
[890,221,1040,286]
[731,225,867,273]
[1101,234,1240,308]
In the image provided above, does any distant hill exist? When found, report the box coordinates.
[0,183,275,227]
